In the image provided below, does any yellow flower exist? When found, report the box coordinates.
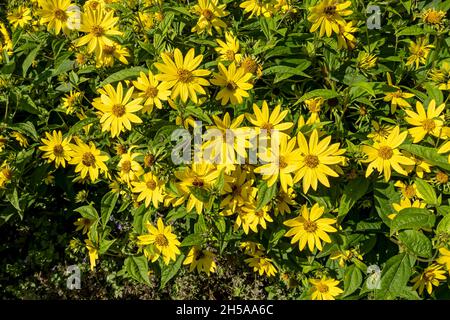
[61,91,82,114]
[211,62,253,106]
[436,247,450,272]
[174,162,219,214]
[330,249,363,268]
[357,52,378,70]
[183,246,217,276]
[154,48,210,103]
[255,135,301,192]
[68,138,109,182]
[284,203,337,252]
[11,131,29,147]
[74,218,93,234]
[429,62,450,90]
[132,71,171,113]
[240,241,264,255]
[246,101,293,136]
[412,264,447,295]
[384,89,414,113]
[215,32,242,63]
[220,167,255,212]
[38,0,74,35]
[337,20,357,50]
[367,121,394,142]
[402,151,432,178]
[240,201,273,233]
[294,130,346,194]
[272,187,296,216]
[131,172,165,208]
[0,135,7,152]
[74,8,122,55]
[239,55,263,77]
[191,0,229,35]
[405,100,447,143]
[0,162,13,189]
[136,12,154,31]
[422,8,446,27]
[308,0,353,37]
[7,6,33,29]
[39,130,72,168]
[388,197,426,220]
[95,42,130,68]
[438,140,450,163]
[406,38,434,70]
[0,22,14,60]
[244,254,277,277]
[137,218,181,264]
[117,148,144,185]
[361,126,415,182]
[240,0,275,18]
[85,239,99,271]
[394,180,419,199]
[92,82,143,138]
[309,277,343,300]
[304,97,324,124]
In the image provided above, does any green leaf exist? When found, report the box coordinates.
[160,254,185,289]
[437,214,450,234]
[98,66,148,87]
[343,265,363,297]
[22,45,40,76]
[374,181,400,227]
[124,255,151,286]
[396,26,424,37]
[398,230,432,258]
[101,191,119,226]
[99,238,116,255]
[74,205,99,221]
[415,177,438,206]
[256,181,277,210]
[296,89,339,104]
[67,117,98,137]
[391,208,435,234]
[6,188,22,218]
[8,122,39,141]
[188,186,210,202]
[375,253,416,299]
[338,178,370,221]
[180,233,205,247]
[400,144,450,171]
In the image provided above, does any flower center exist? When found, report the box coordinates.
[436,171,449,184]
[54,9,68,21]
[241,58,258,74]
[425,11,444,24]
[144,154,155,167]
[261,123,273,131]
[146,180,157,190]
[82,152,96,167]
[192,177,205,187]
[303,220,318,233]
[422,119,436,132]
[231,184,241,196]
[112,104,126,117]
[324,5,337,16]
[278,156,288,169]
[404,185,416,198]
[378,146,393,160]
[121,160,131,173]
[53,144,64,156]
[155,234,169,247]
[202,9,214,21]
[304,155,319,168]
[2,168,12,180]
[225,50,235,61]
[423,271,435,282]
[226,81,237,91]
[145,86,159,98]
[103,45,116,55]
[177,69,193,83]
[91,25,104,37]
[316,283,329,293]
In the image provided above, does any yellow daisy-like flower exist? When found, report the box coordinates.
[422,8,446,27]
[61,91,82,114]
[0,135,7,152]
[74,217,93,234]
[241,201,273,233]
[95,42,130,68]
[304,97,323,123]
[244,254,277,277]
[394,180,419,199]
[255,135,301,192]
[405,100,447,143]
[211,62,253,106]
[438,140,450,163]
[132,71,171,113]
[309,277,343,300]
[412,264,447,295]
[7,6,33,29]
[240,0,275,18]
[183,246,217,276]
[361,126,415,182]
[137,218,181,265]
[74,8,123,55]
[429,61,450,91]
[38,0,74,35]
[246,101,293,136]
[154,48,210,103]
[402,151,433,178]
[0,22,14,60]
[294,130,346,194]
[388,197,426,220]
[308,0,353,38]
[357,52,378,70]
[191,0,229,35]
[85,239,99,271]
[436,247,450,272]
[117,148,144,185]
[215,32,242,63]
[406,38,434,69]
[92,82,143,138]
[284,203,337,252]
[330,248,363,268]
[367,121,394,142]
[337,20,357,50]
[68,138,109,182]
[131,172,165,208]
[11,131,29,147]
[39,130,72,168]
[384,89,415,113]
